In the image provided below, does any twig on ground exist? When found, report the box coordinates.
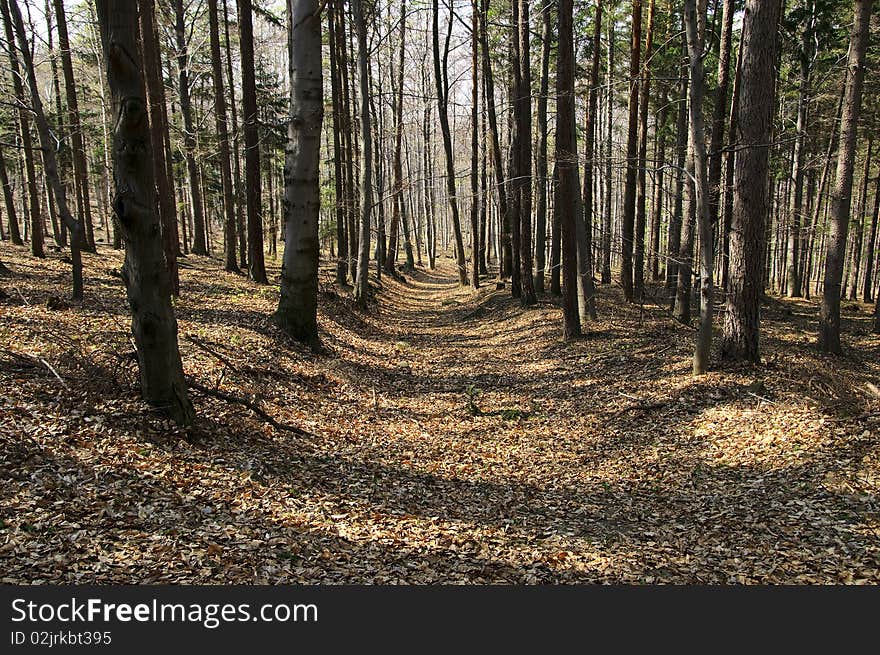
[187,377,313,437]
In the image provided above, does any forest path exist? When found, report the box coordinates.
[1,247,879,583]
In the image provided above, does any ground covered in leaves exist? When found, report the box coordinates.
[1,244,879,583]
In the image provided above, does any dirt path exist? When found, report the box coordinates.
[1,248,878,583]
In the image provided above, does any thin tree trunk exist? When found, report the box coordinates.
[558,0,580,338]
[862,163,879,303]
[848,136,872,300]
[433,0,468,285]
[352,0,373,304]
[684,0,714,375]
[601,19,614,285]
[0,141,20,245]
[634,0,654,300]
[534,0,551,292]
[470,0,481,288]
[1,0,43,258]
[238,0,268,283]
[517,0,536,305]
[208,0,240,273]
[620,0,642,302]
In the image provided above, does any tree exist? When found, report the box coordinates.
[516,0,536,305]
[557,0,579,339]
[1,0,42,259]
[620,0,642,302]
[238,0,268,284]
[432,0,468,286]
[138,0,179,296]
[353,0,373,304]
[54,0,96,254]
[534,0,551,292]
[818,0,871,354]
[171,0,208,256]
[634,0,655,300]
[684,0,714,374]
[721,0,783,362]
[274,0,323,343]
[95,0,194,425]
[208,0,240,273]
[3,0,83,298]
[470,0,481,288]
[0,140,20,246]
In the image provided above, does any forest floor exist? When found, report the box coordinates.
[1,244,879,583]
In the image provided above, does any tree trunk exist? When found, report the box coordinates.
[172,0,207,257]
[238,0,268,284]
[274,0,323,344]
[684,0,714,375]
[862,163,879,303]
[534,0,551,292]
[352,0,373,304]
[633,0,654,300]
[847,136,872,300]
[433,0,468,286]
[620,0,642,302]
[208,0,240,273]
[601,19,614,285]
[720,0,782,362]
[1,0,43,258]
[480,0,512,281]
[470,0,481,288]
[0,141,20,245]
[138,0,180,296]
[666,51,689,301]
[517,0,536,305]
[558,0,580,339]
[96,0,193,425]
[328,3,348,285]
[818,0,871,354]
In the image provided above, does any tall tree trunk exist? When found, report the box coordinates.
[601,18,614,285]
[684,0,714,375]
[138,0,180,296]
[433,0,468,285]
[721,0,782,362]
[558,0,580,338]
[274,0,323,343]
[707,0,734,236]
[172,0,207,256]
[480,0,512,281]
[328,3,348,285]
[1,0,43,258]
[96,0,193,425]
[633,0,654,300]
[517,0,536,305]
[208,0,240,273]
[470,0,481,288]
[54,0,95,254]
[221,0,247,268]
[352,0,373,304]
[818,0,871,354]
[45,0,66,248]
[534,0,551,292]
[238,0,268,283]
[620,0,642,302]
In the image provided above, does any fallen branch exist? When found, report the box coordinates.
[187,377,313,437]
[185,333,239,373]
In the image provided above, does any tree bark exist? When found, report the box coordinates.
[634,0,654,300]
[96,0,193,425]
[818,0,871,354]
[557,0,580,339]
[620,0,642,302]
[274,0,323,343]
[433,0,468,286]
[208,0,240,273]
[352,0,373,304]
[238,0,268,283]
[517,0,536,305]
[534,0,551,292]
[470,0,481,288]
[720,0,782,362]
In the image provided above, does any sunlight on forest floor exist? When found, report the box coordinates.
[1,244,879,583]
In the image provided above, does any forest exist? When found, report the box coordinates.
[0,0,878,584]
